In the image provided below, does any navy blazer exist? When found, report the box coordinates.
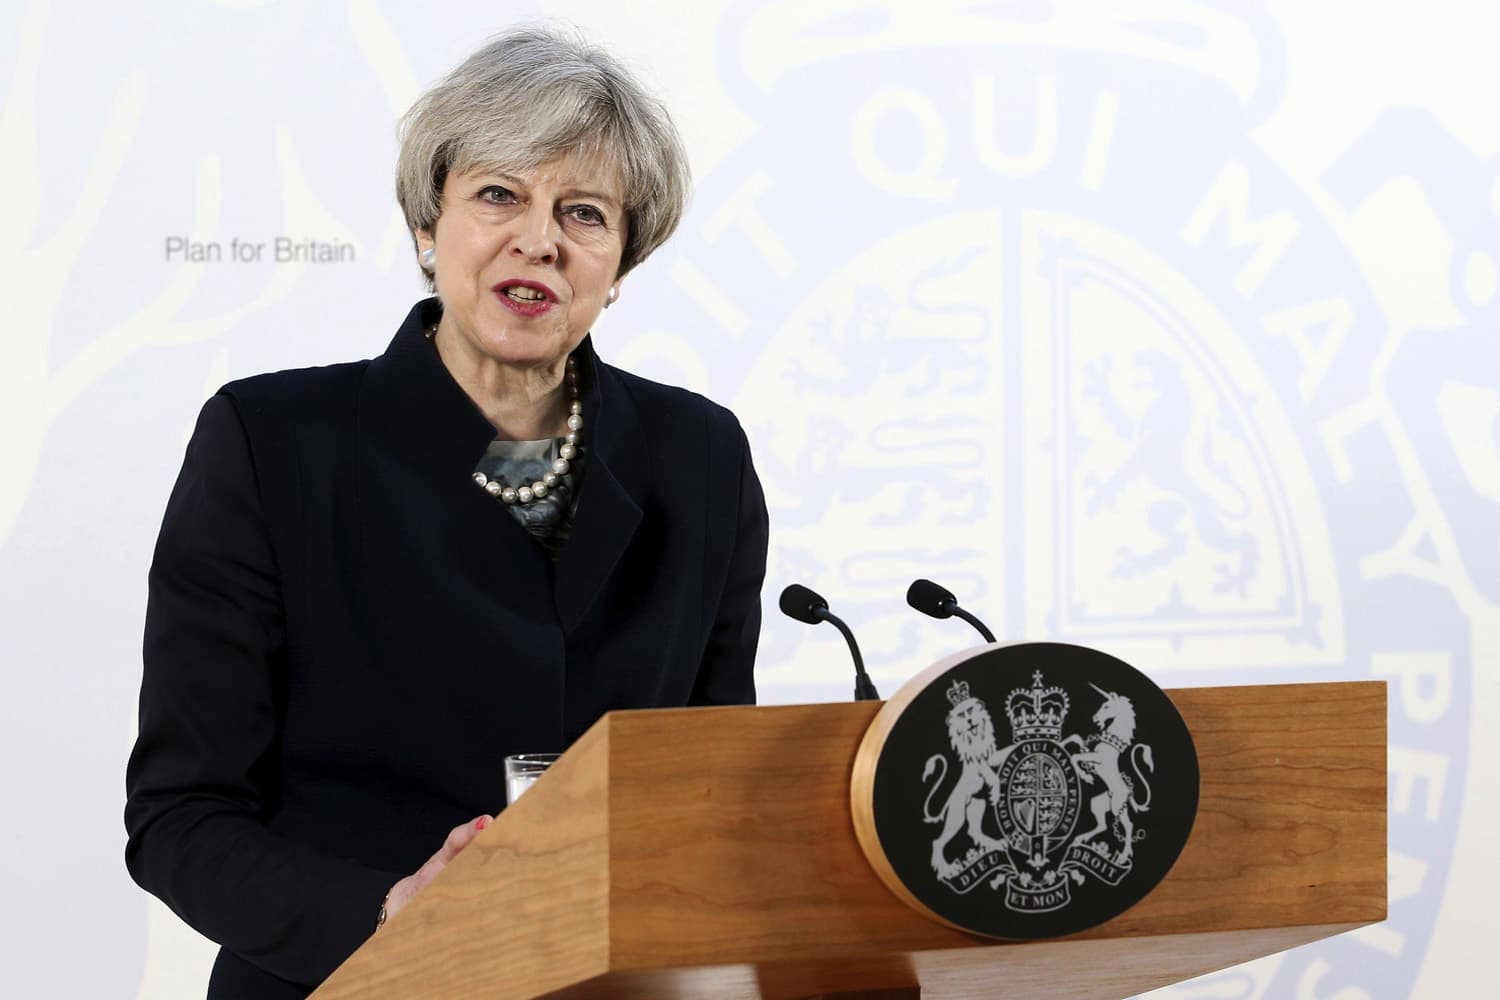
[124,299,768,998]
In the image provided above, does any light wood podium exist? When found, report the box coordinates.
[313,681,1385,1000]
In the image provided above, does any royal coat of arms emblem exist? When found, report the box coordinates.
[854,642,1198,939]
[925,671,1155,911]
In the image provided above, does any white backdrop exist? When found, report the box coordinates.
[1,1,1494,997]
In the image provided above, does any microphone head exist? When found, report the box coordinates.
[906,578,957,619]
[779,583,830,625]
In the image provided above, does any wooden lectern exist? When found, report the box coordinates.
[313,681,1384,1000]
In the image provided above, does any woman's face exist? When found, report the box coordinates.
[418,152,626,372]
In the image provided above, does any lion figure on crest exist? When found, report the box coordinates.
[922,685,1013,878]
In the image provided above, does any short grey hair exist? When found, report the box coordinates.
[396,24,691,286]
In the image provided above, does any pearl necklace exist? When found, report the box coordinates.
[471,356,583,506]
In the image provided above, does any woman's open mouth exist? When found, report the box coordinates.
[493,280,557,317]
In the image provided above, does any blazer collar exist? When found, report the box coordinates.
[362,298,496,477]
[364,299,646,631]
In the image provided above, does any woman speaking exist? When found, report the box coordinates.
[124,25,768,999]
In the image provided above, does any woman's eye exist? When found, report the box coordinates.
[479,186,515,204]
[567,205,605,225]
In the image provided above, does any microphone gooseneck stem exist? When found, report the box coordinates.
[952,605,996,643]
[779,583,879,701]
[826,613,880,701]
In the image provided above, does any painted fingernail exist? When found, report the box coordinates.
[476,816,489,830]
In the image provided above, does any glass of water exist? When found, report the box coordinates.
[504,752,561,804]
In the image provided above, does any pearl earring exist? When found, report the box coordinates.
[604,286,619,309]
[420,248,436,270]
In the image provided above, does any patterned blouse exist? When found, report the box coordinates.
[473,437,583,558]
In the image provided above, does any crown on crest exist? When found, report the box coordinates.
[1007,671,1069,741]
[946,679,973,707]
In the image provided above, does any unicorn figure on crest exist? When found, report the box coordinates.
[1063,685,1154,865]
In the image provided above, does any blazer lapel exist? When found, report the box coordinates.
[358,303,646,632]
[357,299,553,617]
[554,338,645,633]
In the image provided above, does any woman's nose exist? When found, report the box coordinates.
[509,204,559,263]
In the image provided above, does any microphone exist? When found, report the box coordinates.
[778,584,880,701]
[906,578,997,643]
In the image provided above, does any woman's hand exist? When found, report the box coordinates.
[380,814,492,925]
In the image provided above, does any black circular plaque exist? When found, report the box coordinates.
[852,642,1199,939]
